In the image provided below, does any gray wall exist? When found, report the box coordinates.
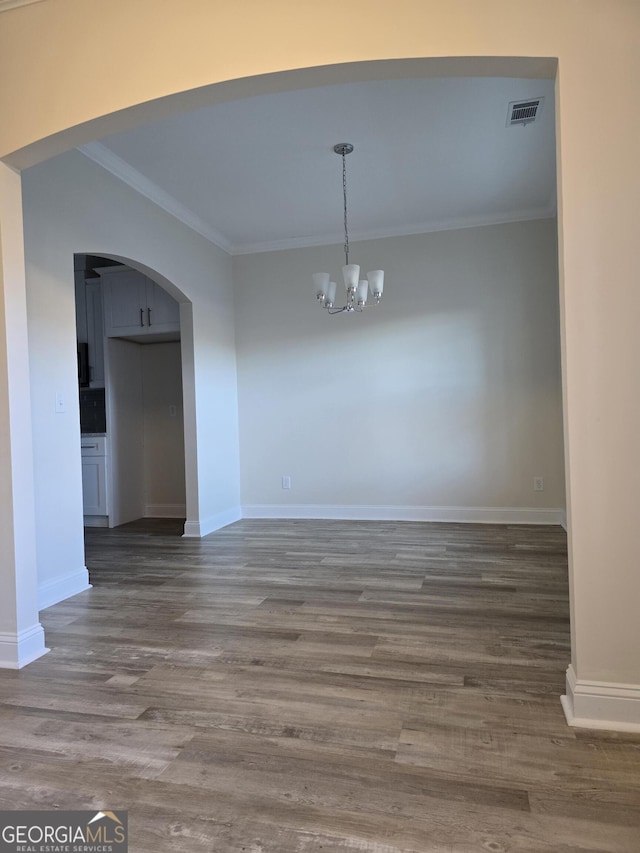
[22,150,240,605]
[234,219,564,517]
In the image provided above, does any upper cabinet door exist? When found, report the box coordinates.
[102,266,180,339]
[102,268,148,337]
[145,279,180,333]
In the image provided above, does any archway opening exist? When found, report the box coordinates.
[73,252,195,536]
[17,55,568,709]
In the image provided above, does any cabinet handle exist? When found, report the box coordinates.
[81,444,99,450]
[148,307,152,326]
[140,307,144,327]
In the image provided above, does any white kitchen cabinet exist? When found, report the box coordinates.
[147,280,181,331]
[101,266,179,338]
[81,435,109,522]
[101,267,146,336]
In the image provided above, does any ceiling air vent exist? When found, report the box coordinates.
[507,97,543,127]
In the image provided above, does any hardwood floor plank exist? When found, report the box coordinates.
[0,518,638,851]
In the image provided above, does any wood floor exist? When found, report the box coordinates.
[1,519,639,852]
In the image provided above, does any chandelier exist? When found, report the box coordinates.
[312,143,384,314]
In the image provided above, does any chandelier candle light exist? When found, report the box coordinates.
[312,143,384,314]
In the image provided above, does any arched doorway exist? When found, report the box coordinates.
[74,253,190,531]
[2,3,639,728]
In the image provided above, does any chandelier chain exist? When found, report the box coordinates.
[342,150,349,266]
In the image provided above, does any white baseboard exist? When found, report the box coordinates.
[83,515,109,528]
[183,505,242,538]
[561,664,640,733]
[182,505,563,536]
[559,510,568,532]
[241,504,565,525]
[145,503,186,518]
[38,567,92,610]
[0,623,49,669]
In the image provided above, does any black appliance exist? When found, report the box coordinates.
[77,342,89,387]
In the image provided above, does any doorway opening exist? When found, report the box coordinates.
[74,253,187,533]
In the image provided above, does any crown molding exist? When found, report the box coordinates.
[79,142,556,257]
[78,142,232,254]
[230,204,558,255]
[0,0,46,10]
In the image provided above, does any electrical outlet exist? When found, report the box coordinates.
[282,475,291,490]
[55,392,66,413]
[169,404,177,417]
[533,476,544,492]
